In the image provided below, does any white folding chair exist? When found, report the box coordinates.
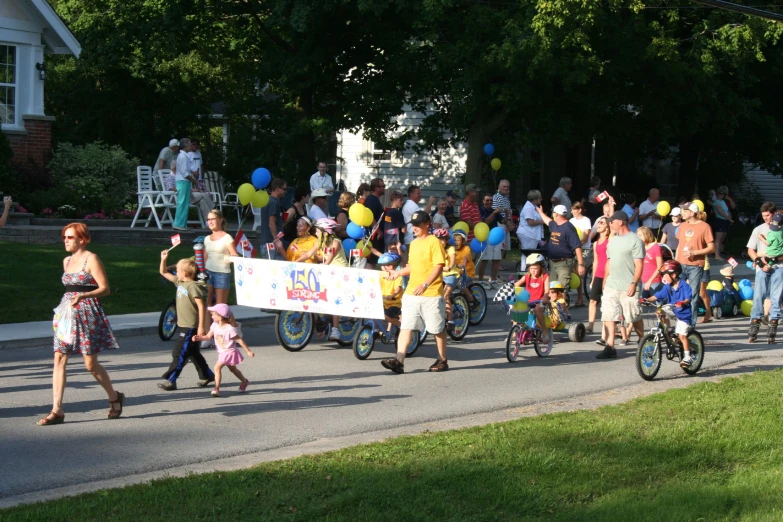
[131,166,166,229]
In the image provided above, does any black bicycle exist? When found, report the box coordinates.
[636,301,705,381]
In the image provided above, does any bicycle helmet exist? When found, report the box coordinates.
[377,252,402,266]
[314,218,338,234]
[525,253,546,266]
[452,229,467,240]
[433,228,450,239]
[660,259,682,276]
[549,281,565,290]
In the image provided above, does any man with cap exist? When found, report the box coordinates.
[596,210,646,359]
[381,210,449,374]
[459,184,482,241]
[536,204,586,296]
[432,190,459,228]
[674,201,715,326]
[153,139,180,178]
[308,188,329,221]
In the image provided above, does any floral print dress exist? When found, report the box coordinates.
[53,255,119,355]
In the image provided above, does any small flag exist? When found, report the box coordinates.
[276,231,285,240]
[728,257,738,268]
[351,249,362,258]
[267,242,276,251]
[596,191,610,203]
[234,228,257,258]
[167,234,181,251]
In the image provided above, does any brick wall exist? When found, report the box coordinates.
[5,116,53,182]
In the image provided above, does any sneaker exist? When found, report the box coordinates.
[328,327,340,341]
[680,356,695,368]
[211,388,220,397]
[487,279,498,289]
[429,358,449,372]
[595,346,617,359]
[157,381,177,391]
[446,320,455,332]
[381,358,405,374]
[172,226,188,231]
[197,378,215,388]
[621,338,632,346]
[238,379,249,393]
[480,280,493,289]
[595,338,606,346]
[585,323,594,334]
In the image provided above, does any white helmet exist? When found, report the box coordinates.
[314,218,338,234]
[525,253,546,266]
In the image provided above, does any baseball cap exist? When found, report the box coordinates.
[670,207,682,216]
[207,303,232,318]
[169,139,180,147]
[770,212,783,232]
[465,183,480,193]
[680,202,699,213]
[719,264,734,278]
[553,205,568,216]
[608,210,629,222]
[446,190,459,199]
[409,210,431,226]
[311,188,328,199]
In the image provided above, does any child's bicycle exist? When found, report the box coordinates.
[159,299,178,341]
[457,268,488,326]
[504,300,553,362]
[275,310,361,351]
[636,301,705,381]
[352,318,423,359]
[446,270,472,341]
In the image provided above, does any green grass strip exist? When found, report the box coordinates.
[4,370,783,521]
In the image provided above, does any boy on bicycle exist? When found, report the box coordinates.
[644,259,695,368]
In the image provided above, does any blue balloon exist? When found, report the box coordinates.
[346,222,365,240]
[488,227,505,246]
[739,278,752,288]
[470,238,487,254]
[518,289,530,303]
[342,238,357,254]
[251,167,271,189]
[746,261,755,269]
[483,143,495,156]
[740,285,754,301]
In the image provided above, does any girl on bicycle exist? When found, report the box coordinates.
[450,230,478,307]
[514,253,550,341]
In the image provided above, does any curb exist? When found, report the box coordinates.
[1,315,276,351]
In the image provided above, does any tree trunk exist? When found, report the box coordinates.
[465,111,508,188]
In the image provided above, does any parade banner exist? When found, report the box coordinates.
[231,257,386,320]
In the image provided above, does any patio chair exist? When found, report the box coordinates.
[203,171,243,223]
[131,166,168,229]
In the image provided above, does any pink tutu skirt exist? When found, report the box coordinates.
[217,348,244,366]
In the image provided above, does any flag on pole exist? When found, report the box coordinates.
[728,257,738,268]
[167,234,181,252]
[234,228,257,258]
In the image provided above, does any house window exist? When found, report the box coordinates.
[0,45,16,126]
[373,148,392,162]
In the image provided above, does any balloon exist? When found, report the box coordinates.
[739,279,752,288]
[488,227,505,246]
[740,300,753,317]
[251,190,269,208]
[740,285,754,301]
[657,201,671,217]
[733,283,739,291]
[357,239,372,258]
[453,221,469,233]
[363,207,375,227]
[518,289,530,303]
[483,143,495,156]
[746,261,755,269]
[346,222,365,240]
[570,273,580,290]
[512,301,528,312]
[706,280,723,292]
[251,167,271,189]
[491,158,502,171]
[342,238,356,254]
[474,222,489,242]
[349,203,367,224]
[693,199,705,212]
[470,238,487,254]
[236,183,256,206]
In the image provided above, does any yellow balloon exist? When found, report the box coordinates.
[514,286,523,295]
[357,239,372,257]
[740,300,753,317]
[236,183,256,206]
[693,199,705,212]
[657,201,671,217]
[570,273,580,290]
[453,221,469,233]
[474,222,489,242]
[512,301,528,312]
[491,158,502,171]
[349,203,366,224]
[251,190,269,208]
[362,207,374,227]
[733,282,739,291]
[706,280,723,292]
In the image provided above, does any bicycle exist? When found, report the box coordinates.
[275,311,361,351]
[636,301,705,381]
[445,270,472,341]
[352,319,422,359]
[504,300,553,362]
[158,299,177,341]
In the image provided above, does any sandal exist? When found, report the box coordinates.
[107,391,125,419]
[37,411,65,426]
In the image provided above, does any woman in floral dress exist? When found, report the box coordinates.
[37,223,124,425]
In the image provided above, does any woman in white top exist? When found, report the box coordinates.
[432,197,450,229]
[204,210,239,305]
[516,190,544,250]
[569,201,592,306]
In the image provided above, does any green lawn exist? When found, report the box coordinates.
[0,242,231,324]
[3,370,782,521]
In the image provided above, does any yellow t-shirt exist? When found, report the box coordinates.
[454,245,475,278]
[443,246,459,277]
[380,277,402,309]
[406,235,446,297]
[286,235,317,263]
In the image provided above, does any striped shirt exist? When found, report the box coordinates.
[459,200,481,241]
[492,192,511,219]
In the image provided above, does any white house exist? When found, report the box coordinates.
[0,0,80,174]
[336,106,467,204]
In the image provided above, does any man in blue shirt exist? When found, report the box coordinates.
[537,204,585,294]
[646,259,695,368]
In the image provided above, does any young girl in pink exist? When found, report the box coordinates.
[192,304,254,397]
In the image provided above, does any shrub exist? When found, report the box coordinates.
[47,142,138,215]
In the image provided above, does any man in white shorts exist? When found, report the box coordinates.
[382,210,448,373]
[597,210,645,359]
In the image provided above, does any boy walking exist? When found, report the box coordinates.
[158,251,215,390]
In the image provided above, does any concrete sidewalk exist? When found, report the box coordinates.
[0,305,275,349]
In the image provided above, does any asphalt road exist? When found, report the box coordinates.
[1,302,780,502]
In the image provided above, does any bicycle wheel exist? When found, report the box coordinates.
[336,317,361,346]
[506,324,523,363]
[275,310,314,352]
[636,334,662,380]
[158,300,177,341]
[419,328,429,345]
[533,327,553,357]
[467,283,488,326]
[352,324,376,360]
[448,294,470,341]
[406,329,421,357]
[682,330,705,375]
